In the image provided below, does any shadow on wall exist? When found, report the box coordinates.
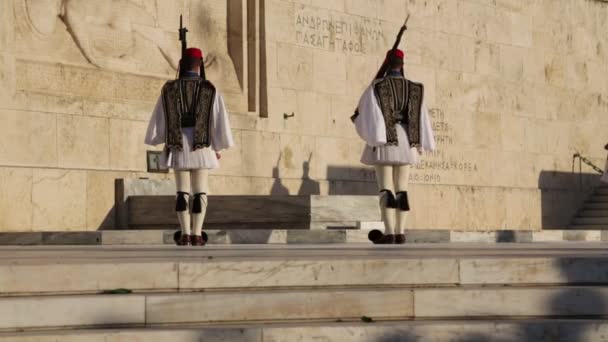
[270,153,321,195]
[538,170,602,229]
[326,166,377,195]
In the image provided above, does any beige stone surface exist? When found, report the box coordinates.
[0,53,15,107]
[57,115,110,169]
[147,289,413,323]
[179,258,457,289]
[0,295,144,329]
[460,257,608,285]
[0,168,33,231]
[109,119,148,171]
[0,329,260,342]
[414,287,608,318]
[32,169,86,231]
[87,171,136,230]
[0,110,57,167]
[1,0,608,232]
[0,262,177,294]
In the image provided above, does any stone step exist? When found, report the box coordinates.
[2,286,608,331]
[1,229,608,246]
[2,246,608,296]
[573,217,608,225]
[588,195,608,203]
[578,210,608,217]
[569,225,608,230]
[584,202,608,210]
[596,188,608,195]
[127,195,379,229]
[3,320,608,342]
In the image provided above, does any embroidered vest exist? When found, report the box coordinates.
[373,77,424,147]
[161,78,216,151]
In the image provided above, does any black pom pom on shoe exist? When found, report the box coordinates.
[368,229,384,243]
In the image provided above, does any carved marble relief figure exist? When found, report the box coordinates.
[16,0,245,107]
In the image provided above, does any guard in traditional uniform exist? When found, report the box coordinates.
[144,47,234,246]
[352,49,436,244]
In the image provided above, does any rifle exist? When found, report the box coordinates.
[178,14,188,78]
[374,14,410,80]
[351,15,411,122]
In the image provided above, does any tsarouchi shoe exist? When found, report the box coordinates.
[176,233,191,246]
[191,235,206,246]
[395,234,406,244]
[373,234,395,244]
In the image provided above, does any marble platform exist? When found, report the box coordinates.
[0,229,607,246]
[1,244,608,337]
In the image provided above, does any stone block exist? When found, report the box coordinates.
[344,0,376,18]
[83,99,154,121]
[458,1,488,40]
[0,295,145,330]
[178,259,457,289]
[32,169,87,231]
[109,119,148,171]
[41,232,101,245]
[450,231,497,243]
[0,262,177,294]
[472,112,501,149]
[505,189,541,230]
[278,133,318,181]
[532,230,564,242]
[276,44,313,90]
[241,130,281,178]
[376,0,406,24]
[500,114,526,152]
[500,45,526,82]
[87,171,136,230]
[57,115,110,169]
[404,230,450,243]
[415,287,608,318]
[214,130,243,177]
[0,110,57,167]
[293,91,332,136]
[312,50,347,95]
[286,230,346,243]
[0,53,16,107]
[460,258,608,285]
[0,329,261,342]
[0,1,14,52]
[0,233,42,245]
[12,91,83,115]
[510,12,533,47]
[311,195,379,222]
[315,137,366,181]
[266,0,296,44]
[328,95,359,139]
[0,167,33,231]
[146,289,413,323]
[101,230,165,245]
[486,8,512,45]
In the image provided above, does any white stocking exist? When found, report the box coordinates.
[174,170,191,235]
[191,169,209,237]
[374,165,396,235]
[394,165,411,234]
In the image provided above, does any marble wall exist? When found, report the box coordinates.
[0,0,606,231]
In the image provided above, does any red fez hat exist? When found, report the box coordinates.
[185,47,203,59]
[386,49,405,59]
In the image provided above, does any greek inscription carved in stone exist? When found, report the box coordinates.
[294,6,386,55]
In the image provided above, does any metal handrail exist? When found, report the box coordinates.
[573,152,604,175]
